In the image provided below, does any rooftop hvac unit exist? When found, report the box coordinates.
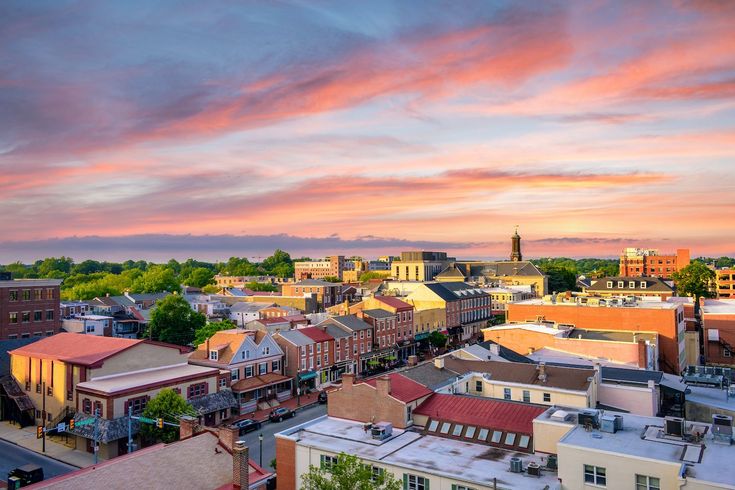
[509,457,523,473]
[371,422,393,441]
[712,414,733,437]
[577,409,600,429]
[665,417,685,437]
[546,454,558,470]
[526,462,541,477]
[600,415,617,433]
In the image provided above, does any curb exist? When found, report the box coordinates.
[0,436,82,469]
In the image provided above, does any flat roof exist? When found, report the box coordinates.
[515,298,679,310]
[685,385,735,411]
[77,363,218,395]
[483,323,566,336]
[572,328,657,343]
[559,413,735,486]
[702,299,735,315]
[0,279,63,287]
[278,416,559,488]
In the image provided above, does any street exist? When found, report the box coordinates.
[0,439,77,482]
[238,403,327,471]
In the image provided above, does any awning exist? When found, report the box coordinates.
[298,371,318,381]
[660,373,688,392]
[414,332,430,341]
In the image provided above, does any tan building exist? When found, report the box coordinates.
[280,279,341,310]
[716,268,735,298]
[391,251,452,281]
[583,276,674,299]
[483,286,535,314]
[294,256,345,280]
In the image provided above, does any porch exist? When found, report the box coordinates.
[231,373,292,414]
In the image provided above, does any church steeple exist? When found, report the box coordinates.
[510,226,522,262]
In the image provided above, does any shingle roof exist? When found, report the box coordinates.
[362,373,432,403]
[325,315,373,331]
[8,333,142,367]
[587,276,673,292]
[361,309,395,319]
[601,367,663,385]
[414,394,547,434]
[189,390,238,415]
[477,341,534,364]
[373,296,413,310]
[230,373,290,392]
[299,326,333,343]
[422,283,459,302]
[276,329,313,347]
[397,362,460,391]
[322,324,351,339]
[189,332,248,364]
[464,261,545,278]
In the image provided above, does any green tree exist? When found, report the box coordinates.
[202,284,220,294]
[147,295,205,345]
[193,319,237,346]
[244,281,278,292]
[221,257,259,276]
[358,272,385,282]
[538,264,577,293]
[140,388,196,444]
[672,262,716,314]
[322,276,342,283]
[262,249,294,277]
[428,330,447,349]
[131,265,181,293]
[301,452,401,490]
[72,260,103,275]
[183,267,215,288]
[37,256,74,277]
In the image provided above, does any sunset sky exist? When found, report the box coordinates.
[2,1,734,262]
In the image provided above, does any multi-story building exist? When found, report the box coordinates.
[1,279,62,340]
[229,301,275,326]
[298,326,335,386]
[316,315,373,375]
[60,301,89,318]
[273,329,316,394]
[390,251,452,281]
[294,256,345,280]
[701,298,735,365]
[6,333,189,428]
[61,315,113,336]
[507,297,687,373]
[188,330,290,415]
[582,276,674,299]
[483,286,535,314]
[619,247,691,279]
[213,274,277,288]
[281,279,341,310]
[716,268,735,298]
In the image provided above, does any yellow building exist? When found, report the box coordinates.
[391,251,452,281]
[716,268,735,298]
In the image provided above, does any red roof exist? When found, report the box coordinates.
[414,394,546,434]
[374,295,413,310]
[299,326,333,343]
[363,373,432,403]
[8,333,142,367]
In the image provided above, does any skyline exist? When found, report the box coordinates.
[2,1,735,260]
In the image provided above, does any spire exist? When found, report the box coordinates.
[510,226,522,262]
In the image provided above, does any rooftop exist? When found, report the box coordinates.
[702,298,735,315]
[275,329,313,346]
[0,279,63,287]
[373,295,413,310]
[76,363,219,395]
[558,412,735,487]
[514,298,680,309]
[298,326,333,343]
[361,308,395,319]
[278,416,558,489]
[8,333,142,367]
[320,314,372,331]
[293,279,339,287]
[362,373,432,403]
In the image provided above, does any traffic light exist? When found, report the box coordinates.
[36,426,44,439]
[156,418,164,429]
[68,418,75,431]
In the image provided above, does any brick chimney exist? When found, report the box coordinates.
[537,362,547,383]
[179,415,198,440]
[342,373,354,391]
[375,376,391,398]
[232,440,250,490]
[218,425,239,453]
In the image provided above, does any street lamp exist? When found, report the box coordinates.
[258,433,263,467]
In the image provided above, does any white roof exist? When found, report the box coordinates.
[685,385,735,411]
[526,347,640,369]
[516,298,679,310]
[77,363,218,394]
[278,416,559,489]
[0,279,63,287]
[702,298,735,315]
[483,323,567,336]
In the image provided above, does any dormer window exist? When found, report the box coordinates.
[641,282,647,289]
[606,281,613,288]
[629,281,635,288]
[617,281,624,288]
[209,350,218,360]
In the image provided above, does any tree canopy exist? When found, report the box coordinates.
[193,319,237,346]
[672,262,716,312]
[147,295,206,345]
[140,388,196,444]
[301,452,401,490]
[428,330,447,349]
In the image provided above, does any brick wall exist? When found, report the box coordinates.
[327,374,408,428]
[275,437,296,490]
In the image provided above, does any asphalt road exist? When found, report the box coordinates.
[238,403,327,471]
[0,439,77,482]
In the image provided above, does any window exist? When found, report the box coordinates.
[187,382,207,399]
[127,395,148,415]
[451,485,476,490]
[33,311,42,322]
[452,424,464,436]
[641,282,647,289]
[475,380,482,392]
[9,290,18,301]
[360,331,364,339]
[725,348,732,358]
[504,433,516,445]
[491,430,502,443]
[464,426,476,438]
[9,312,17,324]
[46,310,54,321]
[46,288,54,299]
[584,465,606,486]
[259,362,267,375]
[219,377,227,388]
[263,346,270,355]
[629,281,635,288]
[34,289,42,300]
[440,422,451,434]
[522,390,530,403]
[636,475,660,490]
[93,400,103,415]
[245,365,254,378]
[371,466,385,484]
[404,474,428,490]
[427,420,439,432]
[606,281,613,288]
[617,281,624,288]
[231,369,239,381]
[518,435,530,448]
[543,392,551,403]
[309,344,314,354]
[272,360,280,372]
[477,428,488,441]
[301,346,306,357]
[320,454,338,470]
[503,388,511,400]
[317,343,321,353]
[209,350,218,360]
[22,312,30,323]
[22,290,31,301]
[82,398,92,414]
[86,324,95,333]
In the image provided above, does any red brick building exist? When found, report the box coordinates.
[701,299,735,365]
[1,279,62,340]
[619,247,690,279]
[507,298,686,373]
[281,279,341,310]
[299,326,336,385]
[294,256,345,280]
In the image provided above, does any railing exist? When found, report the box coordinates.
[239,400,257,414]
[276,390,291,402]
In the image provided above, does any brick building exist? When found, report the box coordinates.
[506,298,686,373]
[619,247,690,279]
[583,276,674,300]
[1,279,62,340]
[298,326,335,386]
[281,279,341,310]
[316,315,373,375]
[701,299,735,365]
[294,256,345,280]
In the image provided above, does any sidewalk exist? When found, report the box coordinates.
[0,421,95,468]
[233,388,328,424]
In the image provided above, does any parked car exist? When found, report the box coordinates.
[318,391,328,404]
[8,464,44,487]
[269,407,295,422]
[232,418,262,435]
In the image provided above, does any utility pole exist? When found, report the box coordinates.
[127,404,133,454]
[41,380,46,453]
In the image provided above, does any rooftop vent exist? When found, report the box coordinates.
[546,454,558,470]
[526,462,541,477]
[712,414,733,444]
[509,457,523,473]
[665,416,685,437]
[600,415,623,434]
[578,409,600,429]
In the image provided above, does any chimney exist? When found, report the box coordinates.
[434,357,445,370]
[537,362,547,383]
[593,362,602,385]
[179,415,198,440]
[489,343,500,357]
[376,376,391,398]
[232,441,250,490]
[206,338,210,355]
[218,425,239,453]
[407,355,418,366]
[342,373,354,391]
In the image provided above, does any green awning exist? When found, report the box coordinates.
[298,371,318,381]
[414,332,430,340]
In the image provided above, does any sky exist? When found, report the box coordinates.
[1,0,734,262]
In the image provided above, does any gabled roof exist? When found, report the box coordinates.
[415,394,546,434]
[362,373,432,403]
[322,324,352,339]
[229,302,274,313]
[189,331,249,363]
[421,283,459,302]
[275,329,313,347]
[436,265,466,279]
[8,333,142,367]
[587,276,673,292]
[373,295,412,310]
[399,362,460,391]
[299,326,333,343]
[477,341,533,364]
[321,315,372,331]
[464,261,545,278]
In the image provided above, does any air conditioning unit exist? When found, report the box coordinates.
[546,454,558,470]
[577,409,600,429]
[509,457,523,473]
[526,462,541,477]
[665,416,685,437]
[371,422,393,441]
[712,414,733,438]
